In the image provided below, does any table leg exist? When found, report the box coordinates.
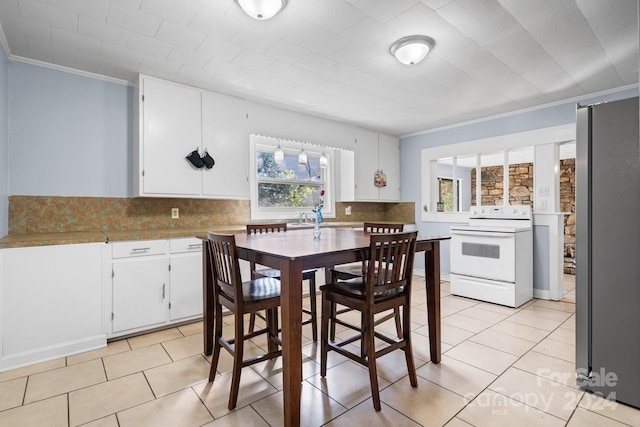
[425,241,441,364]
[279,259,303,427]
[202,240,214,356]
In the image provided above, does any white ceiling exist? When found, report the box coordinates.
[0,0,638,136]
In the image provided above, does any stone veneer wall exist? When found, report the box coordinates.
[560,159,576,274]
[471,162,534,206]
[7,196,415,234]
[470,160,576,274]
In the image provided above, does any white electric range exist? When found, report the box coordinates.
[449,205,533,308]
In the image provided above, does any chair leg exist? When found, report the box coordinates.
[328,267,337,342]
[248,312,257,333]
[320,292,331,377]
[208,305,224,383]
[364,308,381,411]
[228,313,245,410]
[329,302,337,341]
[402,302,418,388]
[266,308,279,353]
[393,307,402,339]
[360,311,367,359]
[308,275,318,342]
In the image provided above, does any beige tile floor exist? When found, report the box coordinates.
[1,276,638,426]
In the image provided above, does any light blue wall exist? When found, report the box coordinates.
[401,86,639,282]
[400,86,639,225]
[8,62,132,198]
[0,47,8,237]
[533,225,550,291]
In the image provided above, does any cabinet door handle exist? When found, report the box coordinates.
[131,247,151,252]
[187,244,201,249]
[162,283,166,299]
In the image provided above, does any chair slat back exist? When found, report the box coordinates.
[363,222,404,233]
[247,223,287,234]
[246,223,288,279]
[207,232,243,303]
[366,231,418,298]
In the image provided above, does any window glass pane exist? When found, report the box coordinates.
[257,151,322,182]
[457,154,476,210]
[476,152,504,206]
[438,177,454,212]
[508,147,534,206]
[436,158,453,212]
[257,183,323,208]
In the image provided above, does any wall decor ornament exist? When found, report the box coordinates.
[374,170,387,187]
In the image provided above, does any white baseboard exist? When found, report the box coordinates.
[0,335,106,372]
[412,268,449,283]
[533,288,551,300]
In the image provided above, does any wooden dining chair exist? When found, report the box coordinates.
[329,222,405,340]
[320,231,419,411]
[246,223,319,341]
[206,232,282,410]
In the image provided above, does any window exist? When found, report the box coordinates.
[437,177,462,212]
[422,125,567,218]
[250,135,333,220]
[256,150,325,208]
[435,156,470,212]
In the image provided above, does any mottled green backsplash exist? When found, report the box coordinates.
[8,196,415,234]
[333,202,414,223]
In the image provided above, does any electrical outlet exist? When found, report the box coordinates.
[171,208,179,219]
[345,206,352,215]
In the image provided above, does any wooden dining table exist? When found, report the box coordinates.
[201,227,449,427]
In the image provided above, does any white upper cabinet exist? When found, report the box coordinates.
[378,133,400,201]
[201,91,249,198]
[135,75,398,201]
[355,127,380,201]
[137,76,202,196]
[135,75,249,199]
[354,128,400,201]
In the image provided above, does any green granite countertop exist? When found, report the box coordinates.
[0,222,383,248]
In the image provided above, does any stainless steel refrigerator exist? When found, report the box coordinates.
[576,96,640,409]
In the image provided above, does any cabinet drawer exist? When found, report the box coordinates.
[170,238,203,254]
[112,240,168,258]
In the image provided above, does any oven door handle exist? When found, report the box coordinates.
[450,230,514,238]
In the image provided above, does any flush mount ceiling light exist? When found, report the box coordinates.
[390,35,434,65]
[235,0,288,20]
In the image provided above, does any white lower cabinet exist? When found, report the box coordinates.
[109,238,203,338]
[112,258,170,333]
[0,243,106,372]
[169,238,203,321]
